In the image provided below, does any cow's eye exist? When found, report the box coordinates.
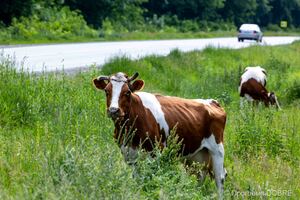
[126,91,131,96]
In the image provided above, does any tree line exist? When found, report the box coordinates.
[1,0,300,31]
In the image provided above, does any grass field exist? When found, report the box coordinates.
[0,41,300,199]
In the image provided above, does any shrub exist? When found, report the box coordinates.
[264,55,291,91]
[101,18,114,36]
[179,20,200,32]
[230,106,287,159]
[134,130,206,199]
[266,24,282,32]
[5,6,98,41]
[286,80,300,103]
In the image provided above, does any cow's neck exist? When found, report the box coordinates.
[113,93,144,146]
[128,93,147,124]
[261,88,270,106]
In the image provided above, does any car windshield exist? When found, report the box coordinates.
[239,24,260,32]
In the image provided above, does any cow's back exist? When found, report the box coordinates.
[240,78,268,101]
[155,95,226,155]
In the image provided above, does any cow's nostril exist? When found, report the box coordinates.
[109,107,119,114]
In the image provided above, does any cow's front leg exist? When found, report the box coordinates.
[210,142,226,198]
[202,134,226,198]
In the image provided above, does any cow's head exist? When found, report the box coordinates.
[268,92,281,109]
[93,72,144,120]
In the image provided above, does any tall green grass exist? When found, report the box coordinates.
[0,41,300,199]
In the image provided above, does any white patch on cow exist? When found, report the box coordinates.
[239,66,267,94]
[121,145,138,164]
[135,92,169,146]
[194,99,215,105]
[185,134,225,194]
[110,73,127,109]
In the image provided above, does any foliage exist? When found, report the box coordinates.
[286,80,300,103]
[269,0,300,27]
[0,0,34,25]
[65,0,147,30]
[1,0,300,39]
[109,0,147,31]
[3,6,97,41]
[144,0,225,21]
[64,0,113,28]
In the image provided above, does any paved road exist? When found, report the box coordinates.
[2,36,299,72]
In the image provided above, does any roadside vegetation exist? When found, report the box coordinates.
[1,41,300,199]
[1,0,300,44]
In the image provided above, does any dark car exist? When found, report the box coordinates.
[238,24,263,42]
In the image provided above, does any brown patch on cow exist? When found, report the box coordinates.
[113,93,162,152]
[157,95,226,155]
[240,78,269,106]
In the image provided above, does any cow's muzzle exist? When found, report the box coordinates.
[108,107,121,119]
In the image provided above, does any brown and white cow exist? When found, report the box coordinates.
[93,72,227,194]
[238,66,281,108]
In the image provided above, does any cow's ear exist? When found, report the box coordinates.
[93,78,108,90]
[131,79,144,91]
[261,69,267,76]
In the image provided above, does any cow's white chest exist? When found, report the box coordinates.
[135,92,169,145]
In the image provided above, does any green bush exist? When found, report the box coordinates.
[286,80,300,103]
[231,106,286,158]
[179,20,200,32]
[266,24,282,32]
[4,6,98,42]
[134,130,207,199]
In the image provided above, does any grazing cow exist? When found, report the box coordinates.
[93,72,227,195]
[238,66,281,108]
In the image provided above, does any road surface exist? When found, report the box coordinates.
[1,36,299,72]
